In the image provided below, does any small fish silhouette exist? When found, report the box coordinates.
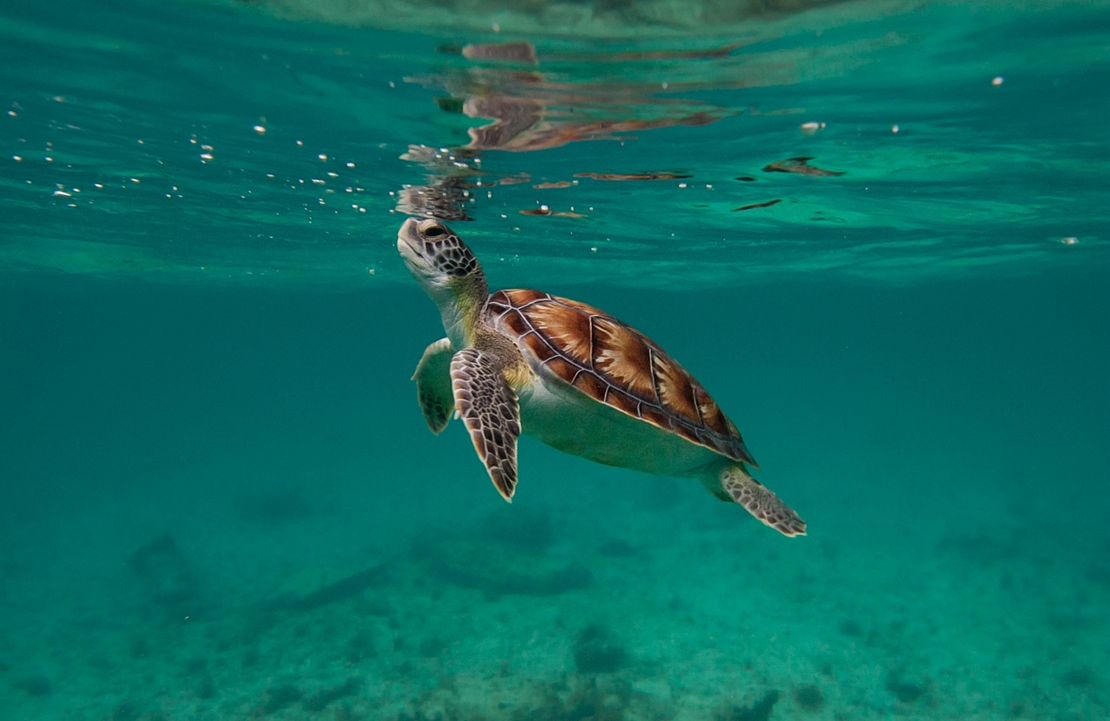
[763,156,844,177]
[733,199,782,211]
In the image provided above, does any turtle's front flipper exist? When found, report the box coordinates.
[450,347,521,502]
[413,337,455,434]
[720,466,806,537]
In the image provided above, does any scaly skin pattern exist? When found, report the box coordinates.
[450,346,521,501]
[720,466,806,537]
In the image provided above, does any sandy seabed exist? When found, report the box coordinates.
[1,454,1105,721]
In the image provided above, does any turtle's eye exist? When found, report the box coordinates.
[424,225,446,239]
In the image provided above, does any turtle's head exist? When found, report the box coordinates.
[397,218,482,287]
[398,217,488,345]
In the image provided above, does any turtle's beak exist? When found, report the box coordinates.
[397,217,423,258]
[398,217,444,288]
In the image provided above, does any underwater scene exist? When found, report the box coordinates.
[1,0,1108,719]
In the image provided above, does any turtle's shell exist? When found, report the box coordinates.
[486,289,756,466]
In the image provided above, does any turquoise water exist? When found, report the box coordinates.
[1,0,1108,719]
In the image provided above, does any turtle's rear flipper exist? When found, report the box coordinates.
[451,347,521,502]
[721,466,806,537]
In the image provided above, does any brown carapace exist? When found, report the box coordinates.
[486,289,757,467]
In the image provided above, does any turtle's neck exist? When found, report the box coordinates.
[440,271,489,349]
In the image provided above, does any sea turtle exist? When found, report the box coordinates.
[398,218,805,537]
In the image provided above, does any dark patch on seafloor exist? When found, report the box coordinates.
[886,671,931,704]
[126,534,200,617]
[598,538,644,558]
[255,683,302,715]
[793,683,824,712]
[716,690,781,721]
[573,624,629,673]
[234,486,314,524]
[13,674,53,697]
[389,674,653,721]
[249,677,363,716]
[266,563,392,614]
[305,677,363,712]
[410,508,592,598]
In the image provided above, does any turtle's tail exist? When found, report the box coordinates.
[717,465,806,537]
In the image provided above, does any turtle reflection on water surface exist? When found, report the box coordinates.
[397,218,805,537]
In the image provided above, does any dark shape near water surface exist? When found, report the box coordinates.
[733,198,782,211]
[461,41,539,64]
[763,156,844,176]
[575,171,692,181]
[398,217,806,536]
[496,172,532,185]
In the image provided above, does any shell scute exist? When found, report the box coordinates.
[696,387,730,436]
[489,289,754,464]
[606,387,641,417]
[553,296,601,314]
[571,371,607,401]
[487,293,512,316]
[652,353,699,424]
[672,421,702,447]
[542,355,580,385]
[501,308,530,337]
[520,331,557,362]
[592,316,656,399]
[524,298,593,365]
[506,288,549,306]
[640,404,674,432]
